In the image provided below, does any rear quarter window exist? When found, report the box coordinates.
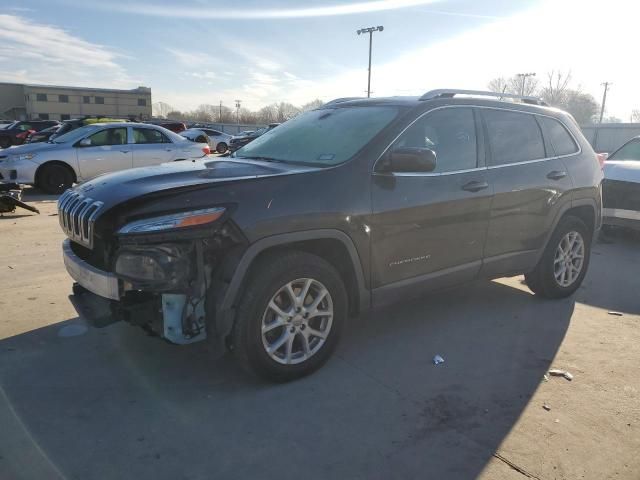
[483,109,545,166]
[538,116,578,156]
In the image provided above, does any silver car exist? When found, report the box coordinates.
[0,122,210,193]
[181,128,233,154]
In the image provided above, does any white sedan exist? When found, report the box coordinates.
[181,128,233,154]
[0,122,210,193]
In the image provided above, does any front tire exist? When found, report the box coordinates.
[37,163,74,194]
[0,137,10,149]
[232,251,347,382]
[525,216,591,298]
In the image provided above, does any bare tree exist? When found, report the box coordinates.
[631,109,640,123]
[487,77,510,94]
[564,91,599,125]
[540,70,572,106]
[508,76,539,97]
[152,102,174,118]
[301,99,324,112]
[166,110,183,119]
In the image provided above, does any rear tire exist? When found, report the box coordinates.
[0,137,10,149]
[216,142,228,154]
[525,216,591,298]
[232,251,347,382]
[37,163,74,194]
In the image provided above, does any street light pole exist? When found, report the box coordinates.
[599,82,611,124]
[516,72,536,96]
[357,25,384,98]
[235,99,241,125]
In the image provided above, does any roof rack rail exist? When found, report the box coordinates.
[324,97,365,106]
[419,89,548,106]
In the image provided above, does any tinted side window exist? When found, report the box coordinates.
[484,110,545,165]
[394,107,477,173]
[539,116,578,156]
[88,128,127,146]
[133,128,167,144]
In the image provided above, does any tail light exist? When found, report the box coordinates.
[16,129,35,140]
[202,145,211,155]
[596,153,607,169]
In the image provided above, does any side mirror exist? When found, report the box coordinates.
[78,138,92,147]
[378,147,437,173]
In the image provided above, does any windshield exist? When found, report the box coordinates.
[609,139,640,161]
[3,121,18,130]
[52,124,102,143]
[234,106,399,166]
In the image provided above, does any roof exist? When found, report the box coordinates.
[0,81,150,95]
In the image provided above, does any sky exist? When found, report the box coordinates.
[1,0,638,120]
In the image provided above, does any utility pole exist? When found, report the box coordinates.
[219,101,223,123]
[235,99,241,125]
[356,25,384,98]
[516,72,536,96]
[599,82,611,124]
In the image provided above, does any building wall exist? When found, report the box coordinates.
[0,83,27,120]
[0,83,151,121]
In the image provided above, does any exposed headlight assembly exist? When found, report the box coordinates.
[8,153,36,162]
[118,207,225,235]
[114,244,192,290]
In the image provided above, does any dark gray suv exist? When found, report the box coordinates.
[59,89,603,381]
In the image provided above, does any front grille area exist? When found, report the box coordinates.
[58,190,104,249]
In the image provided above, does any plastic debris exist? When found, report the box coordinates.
[433,354,445,365]
[543,374,549,382]
[554,419,560,423]
[549,369,573,381]
[543,404,551,411]
[608,311,623,316]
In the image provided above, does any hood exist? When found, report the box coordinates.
[604,160,640,183]
[0,141,61,156]
[73,158,317,211]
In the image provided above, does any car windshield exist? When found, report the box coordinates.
[608,139,640,161]
[234,106,399,166]
[52,124,102,143]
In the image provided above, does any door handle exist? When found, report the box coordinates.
[547,170,567,180]
[120,150,130,154]
[461,180,489,192]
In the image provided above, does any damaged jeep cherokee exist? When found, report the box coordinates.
[60,89,603,381]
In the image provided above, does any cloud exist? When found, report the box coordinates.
[82,0,441,19]
[166,48,214,68]
[0,14,135,87]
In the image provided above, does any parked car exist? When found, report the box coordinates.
[602,136,640,230]
[0,121,59,148]
[181,128,233,153]
[58,89,602,382]
[228,123,280,152]
[26,125,61,144]
[48,117,129,142]
[0,122,210,193]
[144,120,187,133]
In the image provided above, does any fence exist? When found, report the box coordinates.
[580,123,640,153]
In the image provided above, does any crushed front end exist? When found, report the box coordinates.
[59,189,246,345]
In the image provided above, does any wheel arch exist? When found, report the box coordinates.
[35,160,78,185]
[216,230,370,338]
[534,198,599,265]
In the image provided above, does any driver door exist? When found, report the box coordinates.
[76,127,132,180]
[369,107,492,304]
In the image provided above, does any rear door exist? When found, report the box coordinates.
[369,107,492,301]
[130,127,175,167]
[480,108,574,277]
[76,127,132,180]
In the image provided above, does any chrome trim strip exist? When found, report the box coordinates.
[373,104,582,174]
[57,191,104,249]
[603,208,640,221]
[373,167,485,178]
[63,239,119,300]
